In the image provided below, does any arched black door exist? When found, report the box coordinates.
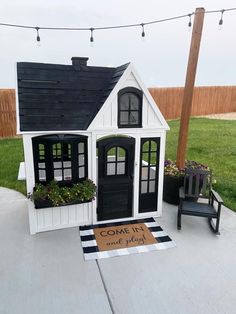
[97,137,135,221]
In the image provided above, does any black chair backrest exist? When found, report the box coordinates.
[184,168,212,199]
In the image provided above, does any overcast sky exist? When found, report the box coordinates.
[0,0,235,88]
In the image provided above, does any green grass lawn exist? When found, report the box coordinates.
[0,137,26,195]
[166,118,236,211]
[0,117,235,211]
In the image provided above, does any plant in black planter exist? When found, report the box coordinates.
[31,179,96,209]
[163,159,209,205]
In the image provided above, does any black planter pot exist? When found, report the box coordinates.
[34,198,92,209]
[163,175,184,205]
[163,174,203,205]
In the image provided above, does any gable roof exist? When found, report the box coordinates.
[17,58,129,131]
[88,63,169,131]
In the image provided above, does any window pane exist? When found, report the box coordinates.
[141,181,148,194]
[78,142,84,154]
[150,167,156,180]
[53,143,61,159]
[78,155,85,166]
[53,161,62,169]
[39,170,46,181]
[64,168,72,180]
[129,111,139,124]
[38,162,45,169]
[54,169,62,180]
[39,144,44,151]
[63,161,71,168]
[142,167,148,180]
[117,147,126,161]
[149,181,156,193]
[79,167,85,178]
[117,162,125,175]
[142,153,149,163]
[120,94,129,110]
[120,111,129,125]
[142,141,150,152]
[107,163,116,175]
[130,94,139,110]
[39,144,45,160]
[150,141,157,151]
[107,148,116,162]
[150,152,157,165]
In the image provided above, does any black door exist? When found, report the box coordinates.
[97,137,135,221]
[139,138,160,213]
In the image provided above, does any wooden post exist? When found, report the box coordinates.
[176,8,205,169]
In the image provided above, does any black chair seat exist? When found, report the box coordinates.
[177,169,223,234]
[181,201,217,218]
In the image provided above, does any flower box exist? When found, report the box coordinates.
[31,179,96,210]
[34,198,92,209]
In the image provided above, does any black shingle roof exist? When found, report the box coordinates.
[17,59,129,131]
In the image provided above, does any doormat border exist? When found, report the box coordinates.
[79,218,176,260]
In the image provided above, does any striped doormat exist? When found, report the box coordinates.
[79,218,176,260]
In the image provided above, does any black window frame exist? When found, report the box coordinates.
[118,87,143,128]
[139,138,159,195]
[32,134,88,186]
[139,138,160,213]
[105,146,127,176]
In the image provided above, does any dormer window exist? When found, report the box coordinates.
[118,87,142,128]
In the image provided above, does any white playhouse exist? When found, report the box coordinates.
[16,57,169,234]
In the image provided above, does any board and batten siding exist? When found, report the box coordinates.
[88,72,163,130]
[28,201,93,234]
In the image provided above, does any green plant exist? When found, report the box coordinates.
[164,159,209,177]
[31,179,96,207]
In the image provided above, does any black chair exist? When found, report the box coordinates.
[177,169,223,234]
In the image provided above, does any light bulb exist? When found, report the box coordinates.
[188,14,192,32]
[90,28,94,47]
[35,27,41,47]
[218,10,225,31]
[141,23,145,42]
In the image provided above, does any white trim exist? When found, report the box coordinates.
[88,63,169,131]
[18,130,91,135]
[129,64,170,130]
[158,132,166,217]
[91,133,98,224]
[132,135,141,218]
[18,162,26,180]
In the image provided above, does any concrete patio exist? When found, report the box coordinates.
[0,187,236,314]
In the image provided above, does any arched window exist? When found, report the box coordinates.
[118,87,142,128]
[32,134,87,185]
[106,146,126,176]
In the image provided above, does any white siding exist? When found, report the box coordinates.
[28,200,93,234]
[88,71,163,130]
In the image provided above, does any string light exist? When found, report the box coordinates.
[35,26,41,47]
[141,23,145,38]
[188,14,192,28]
[0,7,235,44]
[218,9,225,30]
[90,27,94,46]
